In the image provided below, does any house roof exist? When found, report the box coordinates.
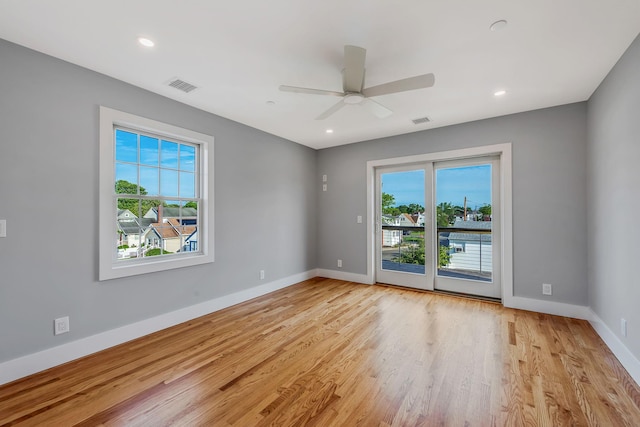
[146,207,198,219]
[448,219,492,242]
[399,213,416,224]
[117,218,153,235]
[145,218,197,240]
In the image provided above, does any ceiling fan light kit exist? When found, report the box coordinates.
[280,45,435,120]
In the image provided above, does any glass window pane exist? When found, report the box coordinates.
[179,171,195,198]
[161,140,179,169]
[160,169,178,197]
[115,163,138,190]
[140,135,159,166]
[435,164,492,282]
[180,144,196,172]
[115,129,138,163]
[140,166,159,196]
[380,170,425,275]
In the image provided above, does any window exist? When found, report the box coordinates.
[99,107,214,280]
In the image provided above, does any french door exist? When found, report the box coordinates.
[375,156,501,299]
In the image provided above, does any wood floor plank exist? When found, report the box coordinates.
[1,278,639,426]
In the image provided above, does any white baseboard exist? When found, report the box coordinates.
[504,296,592,320]
[589,310,640,385]
[316,268,374,285]
[0,269,317,386]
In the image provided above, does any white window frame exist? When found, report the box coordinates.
[99,106,214,280]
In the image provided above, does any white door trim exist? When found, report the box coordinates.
[366,143,513,303]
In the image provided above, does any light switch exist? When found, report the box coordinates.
[0,220,6,237]
[322,174,327,182]
[357,216,362,223]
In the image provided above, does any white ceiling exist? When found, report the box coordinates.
[1,1,639,150]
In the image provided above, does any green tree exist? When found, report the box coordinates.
[478,204,492,220]
[115,180,144,195]
[115,180,161,217]
[393,237,451,268]
[437,202,456,227]
[184,201,198,209]
[381,192,396,215]
[438,245,451,268]
[407,203,424,214]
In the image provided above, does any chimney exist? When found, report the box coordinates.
[157,205,163,223]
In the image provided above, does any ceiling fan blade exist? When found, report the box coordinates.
[361,98,393,119]
[343,45,366,93]
[362,73,435,98]
[279,85,344,97]
[316,99,346,120]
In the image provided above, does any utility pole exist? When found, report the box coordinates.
[463,196,467,221]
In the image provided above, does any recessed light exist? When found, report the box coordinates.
[138,37,155,47]
[494,90,507,97]
[266,100,275,105]
[326,129,334,134]
[490,20,508,31]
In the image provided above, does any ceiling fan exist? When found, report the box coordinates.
[279,45,435,120]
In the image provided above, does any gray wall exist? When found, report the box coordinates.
[0,39,317,363]
[317,103,588,305]
[587,34,640,358]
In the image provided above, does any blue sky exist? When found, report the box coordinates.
[382,164,491,208]
[115,129,196,199]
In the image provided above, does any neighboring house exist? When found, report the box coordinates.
[183,230,198,252]
[142,218,197,254]
[397,213,418,227]
[117,216,154,257]
[117,209,148,248]
[117,209,136,220]
[144,206,198,225]
[411,212,425,226]
[381,215,401,246]
[446,219,492,273]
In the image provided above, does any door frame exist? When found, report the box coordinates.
[365,143,513,304]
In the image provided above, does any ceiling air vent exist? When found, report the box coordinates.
[412,116,431,125]
[167,78,198,93]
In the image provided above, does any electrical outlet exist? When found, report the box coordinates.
[260,270,265,280]
[542,283,552,295]
[54,316,70,335]
[357,215,362,224]
[337,259,342,268]
[322,174,327,182]
[621,318,627,337]
[322,184,327,192]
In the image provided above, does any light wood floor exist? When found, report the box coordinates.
[2,278,640,426]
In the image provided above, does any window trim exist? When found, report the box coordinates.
[99,106,214,281]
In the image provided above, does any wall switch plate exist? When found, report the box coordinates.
[0,219,6,237]
[621,318,627,337]
[54,316,70,335]
[322,184,327,192]
[260,270,265,280]
[542,283,552,295]
[337,259,342,268]
[357,215,362,224]
[322,174,327,182]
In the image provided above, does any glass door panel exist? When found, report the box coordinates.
[434,158,501,298]
[375,165,433,290]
